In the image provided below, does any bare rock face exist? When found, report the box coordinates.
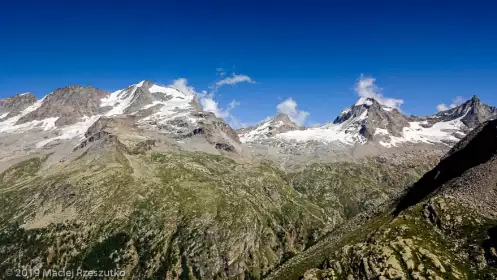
[188,111,242,152]
[268,113,302,135]
[333,97,410,140]
[84,116,139,138]
[0,93,37,120]
[16,85,108,126]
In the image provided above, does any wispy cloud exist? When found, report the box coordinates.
[200,98,240,119]
[170,78,197,96]
[276,98,309,126]
[436,96,465,112]
[170,78,242,126]
[216,68,227,77]
[215,73,255,87]
[170,71,255,129]
[355,74,404,109]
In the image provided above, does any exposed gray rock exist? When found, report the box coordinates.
[16,85,108,126]
[431,95,497,129]
[333,98,410,140]
[0,93,37,120]
[187,111,242,153]
[85,116,139,137]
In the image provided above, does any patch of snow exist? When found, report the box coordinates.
[100,90,123,108]
[382,106,393,112]
[239,120,272,143]
[378,111,469,147]
[277,124,366,145]
[36,115,100,148]
[357,110,368,121]
[276,108,370,145]
[139,93,197,126]
[102,87,137,116]
[148,85,183,95]
[136,80,146,87]
[374,128,390,135]
[0,112,9,119]
[0,117,58,134]
[140,101,163,110]
[0,96,48,133]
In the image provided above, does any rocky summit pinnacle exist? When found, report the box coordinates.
[332,97,409,140]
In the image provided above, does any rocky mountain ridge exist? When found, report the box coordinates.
[0,81,242,168]
[241,95,497,149]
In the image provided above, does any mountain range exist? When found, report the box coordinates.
[239,95,497,148]
[1,81,496,168]
[1,81,497,279]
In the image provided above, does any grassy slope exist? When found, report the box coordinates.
[0,149,437,279]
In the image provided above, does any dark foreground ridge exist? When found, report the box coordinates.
[394,119,497,214]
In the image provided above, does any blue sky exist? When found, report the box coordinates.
[1,0,496,127]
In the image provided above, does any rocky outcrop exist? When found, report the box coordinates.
[84,116,139,137]
[0,93,37,120]
[16,85,108,126]
[187,111,242,152]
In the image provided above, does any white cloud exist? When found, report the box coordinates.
[199,95,240,119]
[169,78,240,121]
[216,73,255,87]
[276,98,310,126]
[355,74,404,109]
[168,71,256,129]
[436,104,449,111]
[226,116,247,129]
[170,78,196,96]
[436,96,465,112]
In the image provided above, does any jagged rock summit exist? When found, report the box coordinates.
[332,97,409,140]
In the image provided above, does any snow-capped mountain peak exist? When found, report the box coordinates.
[434,95,497,128]
[237,113,301,143]
[0,81,240,155]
